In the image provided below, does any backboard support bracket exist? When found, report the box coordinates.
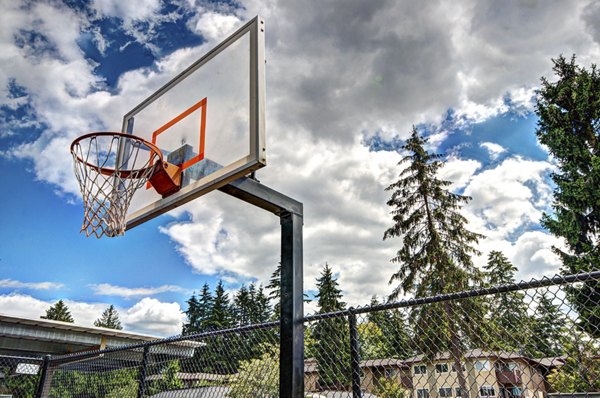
[218,177,304,398]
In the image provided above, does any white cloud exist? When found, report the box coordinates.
[480,142,507,160]
[91,0,161,21]
[2,1,599,313]
[193,12,242,42]
[0,279,63,290]
[439,157,482,191]
[463,156,554,239]
[125,297,185,336]
[0,294,184,337]
[90,283,186,298]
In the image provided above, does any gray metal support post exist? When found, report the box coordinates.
[349,308,362,398]
[35,354,51,398]
[280,211,304,398]
[137,346,150,398]
[218,177,304,398]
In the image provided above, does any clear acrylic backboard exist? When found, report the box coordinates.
[122,16,266,229]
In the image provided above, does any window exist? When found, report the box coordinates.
[495,362,518,372]
[475,360,491,371]
[456,388,464,397]
[414,365,427,375]
[385,368,397,378]
[480,386,496,397]
[439,387,453,397]
[436,363,450,373]
[452,363,466,372]
[417,389,430,398]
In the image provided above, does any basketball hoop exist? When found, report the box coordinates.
[70,132,181,238]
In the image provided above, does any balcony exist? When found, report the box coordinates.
[496,370,522,385]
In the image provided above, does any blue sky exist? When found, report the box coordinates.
[1,0,599,336]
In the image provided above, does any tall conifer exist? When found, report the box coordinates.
[535,55,600,337]
[384,128,485,398]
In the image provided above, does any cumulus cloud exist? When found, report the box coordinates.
[463,156,554,239]
[90,283,186,298]
[480,142,507,160]
[125,297,185,336]
[91,0,161,21]
[0,279,63,290]
[0,294,184,337]
[2,0,598,314]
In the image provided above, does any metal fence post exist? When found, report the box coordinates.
[348,308,362,398]
[137,346,150,398]
[280,211,304,398]
[35,354,51,398]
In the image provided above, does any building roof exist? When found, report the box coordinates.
[0,313,160,357]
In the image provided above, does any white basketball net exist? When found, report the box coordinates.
[71,133,159,238]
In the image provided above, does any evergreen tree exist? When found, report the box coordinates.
[248,283,271,324]
[266,263,310,321]
[483,251,530,351]
[383,128,485,398]
[94,305,123,330]
[266,263,282,319]
[535,55,600,337]
[182,283,214,335]
[526,292,566,357]
[206,280,233,330]
[234,285,252,326]
[182,293,200,335]
[313,263,349,389]
[197,283,214,331]
[366,296,412,358]
[41,300,74,323]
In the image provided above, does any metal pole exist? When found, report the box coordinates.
[218,177,304,398]
[35,354,51,398]
[137,346,150,398]
[349,308,362,398]
[280,211,304,398]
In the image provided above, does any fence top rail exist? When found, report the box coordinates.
[0,354,44,362]
[48,319,279,365]
[302,270,600,322]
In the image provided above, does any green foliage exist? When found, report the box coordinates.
[147,360,184,395]
[0,368,38,398]
[94,304,122,329]
[41,299,74,323]
[483,251,531,351]
[373,376,407,398]
[365,296,413,359]
[49,368,138,397]
[228,344,279,398]
[526,292,567,357]
[233,283,271,326]
[535,54,600,337]
[313,263,350,389]
[547,338,600,392]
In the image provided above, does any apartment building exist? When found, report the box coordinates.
[359,350,558,398]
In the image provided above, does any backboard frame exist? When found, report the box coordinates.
[122,16,266,230]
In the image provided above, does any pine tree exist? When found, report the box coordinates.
[266,263,282,319]
[366,296,412,359]
[197,283,214,331]
[266,263,310,321]
[526,292,566,357]
[483,251,530,351]
[383,128,485,398]
[182,293,200,335]
[313,263,349,389]
[94,305,123,330]
[205,280,233,331]
[535,55,600,337]
[41,300,74,323]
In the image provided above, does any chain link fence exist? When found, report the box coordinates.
[2,272,599,397]
[0,355,42,397]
